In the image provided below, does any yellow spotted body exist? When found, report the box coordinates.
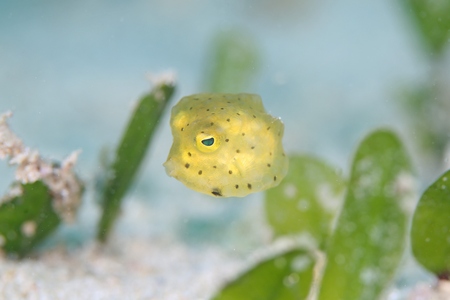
[164,93,288,197]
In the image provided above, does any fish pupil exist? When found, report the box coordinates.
[201,137,215,146]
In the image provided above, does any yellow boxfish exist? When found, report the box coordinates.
[164,93,288,197]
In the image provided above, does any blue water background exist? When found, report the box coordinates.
[0,0,434,294]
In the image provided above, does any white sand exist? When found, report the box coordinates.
[0,234,445,300]
[0,237,243,300]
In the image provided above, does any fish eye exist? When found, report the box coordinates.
[196,133,220,153]
[201,137,214,146]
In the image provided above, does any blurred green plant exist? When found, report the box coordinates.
[265,155,345,250]
[399,84,449,158]
[212,249,315,300]
[411,169,450,280]
[204,29,260,93]
[0,181,60,258]
[318,130,413,300]
[399,0,450,171]
[403,0,450,57]
[214,129,415,300]
[96,81,175,242]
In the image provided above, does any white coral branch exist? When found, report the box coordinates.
[0,112,82,222]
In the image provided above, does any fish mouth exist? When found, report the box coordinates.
[163,159,176,177]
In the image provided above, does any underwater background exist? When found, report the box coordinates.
[0,0,428,175]
[0,0,449,298]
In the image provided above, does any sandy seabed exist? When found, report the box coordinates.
[0,237,243,300]
[1,235,449,300]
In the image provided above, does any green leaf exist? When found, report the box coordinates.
[204,29,260,93]
[411,169,450,279]
[97,82,175,242]
[0,181,60,257]
[318,129,414,300]
[212,249,315,300]
[403,0,450,57]
[265,155,345,249]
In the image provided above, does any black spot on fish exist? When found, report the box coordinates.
[188,152,192,157]
[267,164,271,167]
[274,176,277,181]
[229,170,232,174]
[225,139,229,142]
[211,188,222,197]
[185,163,190,169]
[198,170,202,175]
[235,184,239,189]
[247,183,252,189]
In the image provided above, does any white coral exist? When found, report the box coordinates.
[0,112,82,222]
